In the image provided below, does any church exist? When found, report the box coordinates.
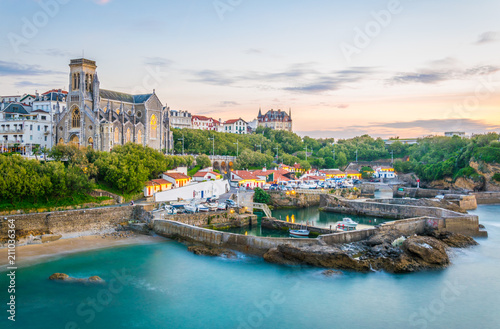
[56,58,172,153]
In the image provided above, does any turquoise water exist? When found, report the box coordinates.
[1,205,500,329]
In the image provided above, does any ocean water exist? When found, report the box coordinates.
[1,205,500,329]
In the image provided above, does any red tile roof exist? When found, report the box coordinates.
[233,170,260,181]
[192,115,213,121]
[224,118,246,124]
[42,89,68,95]
[163,172,190,180]
[301,175,324,181]
[152,179,172,185]
[193,171,219,177]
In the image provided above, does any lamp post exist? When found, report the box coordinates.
[355,149,358,162]
[178,133,185,155]
[274,147,279,163]
[209,134,215,156]
[304,145,308,161]
[233,140,239,157]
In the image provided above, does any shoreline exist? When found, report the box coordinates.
[0,233,166,271]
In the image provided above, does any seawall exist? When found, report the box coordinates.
[0,206,138,241]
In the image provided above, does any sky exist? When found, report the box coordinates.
[0,0,499,139]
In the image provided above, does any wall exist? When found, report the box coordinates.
[154,180,230,202]
[320,195,484,237]
[153,220,319,255]
[393,187,464,198]
[261,218,334,235]
[158,211,256,228]
[0,205,136,240]
[269,191,321,208]
[471,192,500,204]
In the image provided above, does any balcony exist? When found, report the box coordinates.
[0,128,24,134]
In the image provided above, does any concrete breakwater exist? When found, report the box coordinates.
[394,187,500,205]
[320,195,486,237]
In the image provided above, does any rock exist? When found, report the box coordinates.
[402,236,449,266]
[49,273,105,283]
[479,224,485,229]
[263,244,371,272]
[41,234,63,243]
[365,229,404,247]
[49,273,69,281]
[88,276,104,282]
[322,270,343,277]
[426,231,479,248]
[188,245,236,258]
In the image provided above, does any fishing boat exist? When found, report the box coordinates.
[196,204,210,212]
[289,225,310,237]
[336,218,358,231]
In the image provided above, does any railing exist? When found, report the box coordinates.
[0,129,24,133]
[253,202,272,217]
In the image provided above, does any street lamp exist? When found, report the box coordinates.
[209,134,215,156]
[178,133,185,155]
[274,147,279,163]
[304,145,308,161]
[233,140,239,157]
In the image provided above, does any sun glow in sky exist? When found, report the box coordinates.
[1,0,499,139]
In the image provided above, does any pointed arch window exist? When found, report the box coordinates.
[72,108,81,128]
[150,114,157,139]
[114,127,120,143]
[77,73,80,89]
[137,129,142,144]
[126,128,131,143]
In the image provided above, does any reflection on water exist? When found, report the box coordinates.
[219,206,393,237]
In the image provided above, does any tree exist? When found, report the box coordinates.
[336,152,348,168]
[253,187,271,204]
[196,155,212,169]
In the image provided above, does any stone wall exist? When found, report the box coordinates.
[0,205,137,240]
[153,220,318,255]
[261,218,334,235]
[269,191,321,208]
[471,192,500,204]
[159,211,257,228]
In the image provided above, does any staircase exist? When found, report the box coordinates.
[253,203,272,218]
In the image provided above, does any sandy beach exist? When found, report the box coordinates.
[0,233,166,270]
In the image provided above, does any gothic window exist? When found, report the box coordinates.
[72,108,81,128]
[77,73,80,89]
[73,73,77,90]
[137,129,142,144]
[150,114,157,139]
[59,138,64,145]
[85,74,89,91]
[126,128,131,143]
[114,127,119,143]
[88,137,94,148]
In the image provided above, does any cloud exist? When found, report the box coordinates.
[0,61,62,76]
[188,64,374,94]
[297,119,500,139]
[474,31,499,45]
[143,57,173,67]
[389,62,500,85]
[245,48,263,55]
[217,101,240,107]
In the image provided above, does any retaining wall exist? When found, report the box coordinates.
[0,206,137,240]
[471,192,500,204]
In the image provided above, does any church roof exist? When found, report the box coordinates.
[99,89,152,104]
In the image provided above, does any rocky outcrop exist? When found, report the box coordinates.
[402,236,449,266]
[427,231,479,248]
[322,270,343,277]
[187,245,236,258]
[470,161,500,192]
[263,229,474,274]
[49,273,104,283]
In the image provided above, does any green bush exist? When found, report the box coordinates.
[492,173,500,182]
[254,187,271,204]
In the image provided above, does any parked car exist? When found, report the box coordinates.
[225,199,237,207]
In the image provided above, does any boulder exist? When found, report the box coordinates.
[41,234,63,243]
[365,229,404,247]
[49,273,105,283]
[402,236,449,266]
[188,245,236,258]
[322,270,343,277]
[49,273,69,281]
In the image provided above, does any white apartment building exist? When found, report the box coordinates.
[224,118,247,134]
[170,110,192,129]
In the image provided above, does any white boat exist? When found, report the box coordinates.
[184,201,198,213]
[197,204,210,212]
[289,229,310,237]
[217,203,227,210]
[207,203,219,211]
[163,205,177,215]
[336,218,358,231]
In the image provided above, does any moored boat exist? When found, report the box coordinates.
[336,218,358,231]
[289,229,310,237]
